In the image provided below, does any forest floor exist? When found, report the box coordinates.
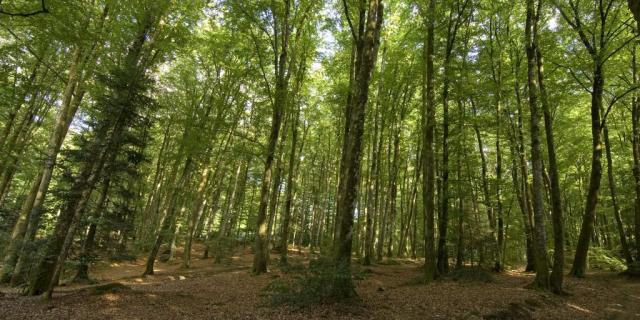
[1,244,639,320]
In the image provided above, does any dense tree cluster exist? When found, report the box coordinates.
[1,0,640,298]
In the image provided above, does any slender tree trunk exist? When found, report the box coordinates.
[74,177,111,282]
[144,157,193,275]
[537,48,565,293]
[526,0,550,289]
[569,60,604,278]
[253,0,291,274]
[386,125,400,258]
[455,100,466,269]
[8,13,108,282]
[334,0,383,295]
[280,106,301,265]
[0,170,42,283]
[471,99,496,268]
[632,42,640,263]
[437,67,451,274]
[488,14,504,272]
[182,167,211,268]
[266,118,289,250]
[421,0,437,281]
[363,102,379,265]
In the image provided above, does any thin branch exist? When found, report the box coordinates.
[549,59,591,93]
[603,33,640,63]
[553,0,596,54]
[342,0,358,41]
[0,22,67,84]
[600,84,640,128]
[247,28,274,104]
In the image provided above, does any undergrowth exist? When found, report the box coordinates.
[443,267,495,283]
[264,258,367,307]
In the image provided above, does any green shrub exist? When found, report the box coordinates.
[212,236,237,263]
[264,257,359,307]
[377,258,402,265]
[588,247,626,272]
[443,267,494,283]
[278,260,306,274]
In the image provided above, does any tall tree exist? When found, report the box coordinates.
[421,0,437,281]
[525,0,550,290]
[334,0,383,296]
[554,0,633,277]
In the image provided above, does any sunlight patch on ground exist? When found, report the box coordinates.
[102,294,120,302]
[566,303,592,313]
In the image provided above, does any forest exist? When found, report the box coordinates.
[1,0,640,319]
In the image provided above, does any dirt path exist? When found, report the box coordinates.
[1,249,639,319]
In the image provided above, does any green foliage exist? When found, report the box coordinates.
[263,258,360,307]
[443,267,495,283]
[376,258,402,265]
[587,247,627,272]
[212,236,238,263]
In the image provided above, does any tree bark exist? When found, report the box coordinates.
[537,47,565,293]
[421,0,437,281]
[629,0,640,265]
[182,167,211,268]
[144,157,193,275]
[334,0,383,295]
[526,0,550,289]
[253,0,291,274]
[74,177,111,282]
[280,105,301,265]
[569,60,604,278]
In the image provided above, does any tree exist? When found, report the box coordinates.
[553,0,633,277]
[333,0,383,296]
[421,0,437,281]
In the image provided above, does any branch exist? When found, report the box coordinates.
[600,84,640,128]
[552,0,596,54]
[247,28,274,104]
[602,33,640,63]
[0,22,67,84]
[549,59,591,93]
[342,0,358,41]
[0,0,48,17]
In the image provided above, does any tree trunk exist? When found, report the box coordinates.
[421,0,437,281]
[633,43,640,263]
[280,106,301,264]
[74,177,111,282]
[537,48,565,293]
[363,100,379,265]
[334,0,383,296]
[253,0,292,275]
[569,61,604,278]
[9,15,108,283]
[144,157,193,275]
[471,99,496,268]
[0,170,42,283]
[526,0,550,289]
[182,167,211,268]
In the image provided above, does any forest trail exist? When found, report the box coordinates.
[1,245,639,320]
